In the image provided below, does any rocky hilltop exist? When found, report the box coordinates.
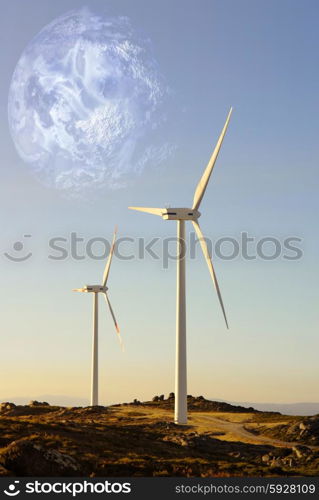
[120,393,258,413]
[0,396,318,477]
[251,414,319,447]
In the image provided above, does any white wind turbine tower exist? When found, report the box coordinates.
[73,227,123,406]
[129,108,232,424]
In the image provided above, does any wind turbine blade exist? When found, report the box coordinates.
[104,293,124,351]
[128,207,164,216]
[102,226,117,287]
[192,107,232,210]
[192,221,229,329]
[72,288,85,292]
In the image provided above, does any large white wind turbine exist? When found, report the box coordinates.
[73,227,122,406]
[129,108,232,424]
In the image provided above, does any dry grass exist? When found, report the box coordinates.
[0,402,318,477]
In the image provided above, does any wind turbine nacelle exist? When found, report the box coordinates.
[84,285,108,293]
[162,208,201,221]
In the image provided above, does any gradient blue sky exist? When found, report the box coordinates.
[0,0,318,405]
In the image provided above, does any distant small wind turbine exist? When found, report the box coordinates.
[73,227,122,406]
[129,108,232,424]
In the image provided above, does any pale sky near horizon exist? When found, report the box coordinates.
[0,0,318,406]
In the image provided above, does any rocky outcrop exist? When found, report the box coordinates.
[152,395,165,402]
[260,445,316,470]
[145,395,258,413]
[29,401,50,407]
[297,416,319,445]
[0,403,16,413]
[0,438,82,476]
[0,402,55,417]
[261,416,319,446]
[162,432,213,451]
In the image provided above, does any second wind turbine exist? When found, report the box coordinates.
[73,228,122,406]
[129,108,232,424]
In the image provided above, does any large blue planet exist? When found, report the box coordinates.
[8,8,173,197]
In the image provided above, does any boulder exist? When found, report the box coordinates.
[163,435,189,447]
[163,433,216,452]
[152,396,159,402]
[0,402,16,412]
[286,423,300,435]
[0,438,82,476]
[270,458,283,467]
[292,445,312,459]
[261,454,271,463]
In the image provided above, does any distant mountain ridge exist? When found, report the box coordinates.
[210,399,319,416]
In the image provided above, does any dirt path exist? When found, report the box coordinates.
[194,414,319,450]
